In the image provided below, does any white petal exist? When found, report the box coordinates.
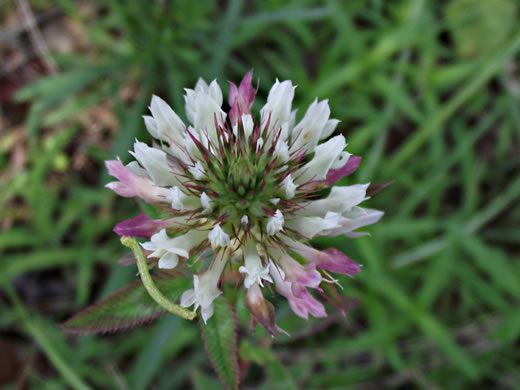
[189,161,205,179]
[285,212,341,239]
[149,95,185,143]
[167,186,187,211]
[278,109,298,140]
[282,174,297,199]
[291,99,331,153]
[256,137,264,151]
[130,141,176,186]
[194,78,209,93]
[274,139,289,162]
[241,215,249,226]
[268,259,286,284]
[266,210,284,236]
[326,208,384,237]
[320,119,340,140]
[297,184,370,217]
[158,252,179,269]
[241,114,254,138]
[184,78,226,139]
[143,115,159,139]
[208,80,223,107]
[184,89,198,125]
[180,288,196,308]
[166,230,207,257]
[126,161,147,177]
[142,229,170,251]
[331,152,350,169]
[194,93,227,143]
[260,80,295,131]
[208,224,230,248]
[183,128,203,159]
[296,135,347,183]
[146,229,207,258]
[239,241,272,288]
[188,255,228,320]
[201,304,215,324]
[200,192,212,213]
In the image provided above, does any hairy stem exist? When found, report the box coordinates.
[120,236,197,320]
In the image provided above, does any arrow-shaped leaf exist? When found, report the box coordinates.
[62,275,191,334]
[201,298,240,390]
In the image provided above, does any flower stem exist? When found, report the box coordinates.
[120,236,197,320]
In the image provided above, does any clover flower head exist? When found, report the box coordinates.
[107,70,384,334]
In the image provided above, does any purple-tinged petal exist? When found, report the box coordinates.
[285,239,361,278]
[105,160,168,203]
[290,285,327,318]
[245,283,278,337]
[113,213,171,239]
[228,70,256,124]
[318,248,361,277]
[269,261,327,319]
[105,181,136,198]
[228,83,238,107]
[277,252,322,288]
[326,156,361,186]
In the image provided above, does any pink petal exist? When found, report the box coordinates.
[289,241,361,278]
[290,285,327,318]
[228,70,256,124]
[113,213,170,239]
[319,248,361,277]
[105,160,166,203]
[271,265,327,320]
[281,255,322,288]
[326,156,361,186]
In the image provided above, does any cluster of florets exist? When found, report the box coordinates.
[105,71,383,336]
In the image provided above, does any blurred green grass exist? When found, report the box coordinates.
[1,0,519,388]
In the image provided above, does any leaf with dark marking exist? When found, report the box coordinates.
[62,275,191,334]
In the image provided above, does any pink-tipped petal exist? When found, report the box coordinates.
[318,248,361,277]
[287,240,361,278]
[326,156,361,186]
[229,70,256,124]
[113,213,170,239]
[270,261,327,319]
[278,253,322,288]
[105,182,136,198]
[292,264,322,288]
[228,83,238,107]
[105,160,167,203]
[290,285,327,318]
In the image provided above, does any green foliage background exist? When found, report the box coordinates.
[1,0,520,388]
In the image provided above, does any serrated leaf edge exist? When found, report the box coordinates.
[201,298,240,390]
[61,278,165,334]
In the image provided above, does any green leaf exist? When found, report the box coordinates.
[62,275,191,334]
[201,299,240,390]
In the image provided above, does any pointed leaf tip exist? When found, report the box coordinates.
[62,276,191,334]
